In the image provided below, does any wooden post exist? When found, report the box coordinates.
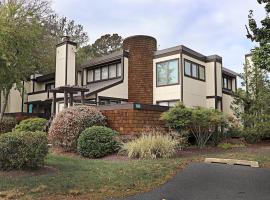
[64,90,68,108]
[69,92,74,106]
[52,92,56,115]
[81,91,85,105]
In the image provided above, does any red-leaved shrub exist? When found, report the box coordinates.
[48,106,106,151]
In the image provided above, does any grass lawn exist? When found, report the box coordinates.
[0,145,270,200]
[0,153,188,200]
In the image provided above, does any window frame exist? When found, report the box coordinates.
[86,61,122,84]
[156,58,180,87]
[156,99,180,107]
[184,59,206,81]
[223,76,233,91]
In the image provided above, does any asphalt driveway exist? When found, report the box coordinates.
[114,163,270,200]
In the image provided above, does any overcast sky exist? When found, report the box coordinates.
[52,0,266,73]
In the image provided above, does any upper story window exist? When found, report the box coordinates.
[223,76,233,90]
[184,59,205,81]
[87,62,122,83]
[45,82,55,91]
[156,59,179,86]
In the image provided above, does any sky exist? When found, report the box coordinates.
[52,0,266,73]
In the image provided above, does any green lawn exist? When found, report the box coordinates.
[1,146,270,200]
[0,153,185,200]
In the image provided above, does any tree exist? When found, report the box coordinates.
[41,14,89,72]
[0,0,52,122]
[161,104,227,148]
[246,0,270,71]
[76,33,123,65]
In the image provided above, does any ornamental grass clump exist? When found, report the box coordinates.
[122,132,178,159]
[48,106,106,151]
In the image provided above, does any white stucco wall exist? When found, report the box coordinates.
[223,93,234,116]
[97,57,129,99]
[182,54,207,107]
[153,54,181,104]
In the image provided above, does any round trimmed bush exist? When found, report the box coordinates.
[48,106,106,151]
[14,118,48,132]
[0,131,48,170]
[77,126,120,158]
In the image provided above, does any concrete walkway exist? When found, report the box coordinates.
[114,163,270,200]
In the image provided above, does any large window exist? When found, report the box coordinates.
[87,62,122,83]
[223,76,233,90]
[156,59,179,86]
[184,60,205,81]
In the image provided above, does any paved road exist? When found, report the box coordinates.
[114,163,270,200]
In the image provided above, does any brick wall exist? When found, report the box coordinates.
[98,103,168,135]
[123,35,157,104]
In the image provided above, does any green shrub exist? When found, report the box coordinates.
[0,131,48,170]
[14,118,48,132]
[49,106,106,151]
[77,126,119,158]
[161,103,228,148]
[122,132,178,159]
[218,143,245,150]
[0,117,16,133]
[242,129,262,144]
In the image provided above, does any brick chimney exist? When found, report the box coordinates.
[123,35,157,104]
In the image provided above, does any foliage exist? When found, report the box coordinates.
[247,0,270,71]
[161,103,228,148]
[77,126,119,158]
[217,143,245,150]
[0,0,52,121]
[76,33,123,65]
[0,131,48,170]
[0,0,89,122]
[0,117,16,133]
[14,118,47,132]
[48,106,106,151]
[231,58,270,143]
[122,130,179,159]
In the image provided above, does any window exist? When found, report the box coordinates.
[184,60,205,81]
[223,76,233,90]
[117,63,122,77]
[156,59,179,86]
[87,70,93,82]
[101,66,108,80]
[184,61,191,76]
[157,100,179,107]
[86,62,121,83]
[109,64,117,78]
[199,66,205,80]
[94,69,101,81]
[45,83,55,91]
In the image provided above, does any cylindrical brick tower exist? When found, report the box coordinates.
[123,35,157,104]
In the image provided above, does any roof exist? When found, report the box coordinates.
[222,67,239,77]
[80,50,127,69]
[154,45,222,63]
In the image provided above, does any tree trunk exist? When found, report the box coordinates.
[0,90,9,123]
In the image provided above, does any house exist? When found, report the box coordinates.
[0,35,238,119]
